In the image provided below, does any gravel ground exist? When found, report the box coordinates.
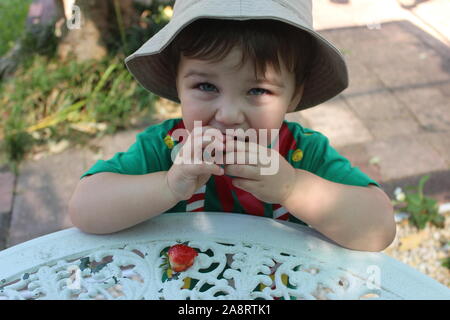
[382,208,450,288]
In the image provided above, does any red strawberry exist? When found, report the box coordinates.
[167,244,198,272]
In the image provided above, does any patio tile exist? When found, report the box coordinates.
[0,170,15,215]
[0,169,15,250]
[365,134,447,181]
[411,103,450,132]
[8,149,83,247]
[416,132,450,167]
[342,60,386,97]
[299,96,373,148]
[7,127,145,247]
[344,88,417,122]
[284,111,311,128]
[394,85,449,107]
[335,143,383,185]
[394,86,450,132]
[364,118,422,140]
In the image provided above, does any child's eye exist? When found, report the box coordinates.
[194,83,270,96]
[196,82,217,92]
[249,88,270,96]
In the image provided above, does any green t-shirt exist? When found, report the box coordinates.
[81,118,379,226]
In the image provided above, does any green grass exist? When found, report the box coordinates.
[0,0,33,56]
[0,53,158,173]
[0,1,175,172]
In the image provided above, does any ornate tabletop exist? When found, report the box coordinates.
[0,212,449,300]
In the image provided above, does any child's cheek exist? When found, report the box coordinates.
[190,90,214,101]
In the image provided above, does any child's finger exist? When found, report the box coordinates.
[185,162,224,176]
[224,164,259,180]
[224,136,264,155]
[223,150,260,166]
[179,134,224,163]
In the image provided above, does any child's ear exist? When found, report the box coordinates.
[287,82,305,112]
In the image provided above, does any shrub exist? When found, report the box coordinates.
[0,54,157,171]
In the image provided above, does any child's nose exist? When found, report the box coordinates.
[214,104,244,127]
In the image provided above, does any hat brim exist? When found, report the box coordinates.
[125,0,348,112]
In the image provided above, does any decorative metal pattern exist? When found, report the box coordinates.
[0,213,449,300]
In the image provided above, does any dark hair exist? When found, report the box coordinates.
[164,18,315,91]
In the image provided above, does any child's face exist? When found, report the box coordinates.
[176,46,303,145]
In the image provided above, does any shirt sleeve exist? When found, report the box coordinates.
[301,132,380,188]
[80,129,164,179]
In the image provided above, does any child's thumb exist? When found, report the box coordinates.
[196,163,223,187]
[199,162,224,176]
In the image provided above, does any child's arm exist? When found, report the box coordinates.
[282,169,396,252]
[69,126,225,235]
[68,171,179,234]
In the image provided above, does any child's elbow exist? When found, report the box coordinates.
[380,217,397,252]
[372,212,397,252]
[370,186,397,252]
[68,193,99,234]
[68,177,104,234]
[363,225,396,252]
[381,195,397,251]
[68,195,89,233]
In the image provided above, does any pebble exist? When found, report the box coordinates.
[383,208,450,288]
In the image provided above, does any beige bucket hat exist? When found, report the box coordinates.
[124,0,348,112]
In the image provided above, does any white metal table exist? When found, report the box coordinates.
[0,212,449,300]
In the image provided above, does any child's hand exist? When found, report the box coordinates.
[166,126,225,201]
[223,135,298,205]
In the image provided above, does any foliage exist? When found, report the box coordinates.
[0,0,176,172]
[442,256,450,270]
[123,0,175,55]
[21,22,59,59]
[0,54,158,172]
[392,175,445,230]
[0,0,33,56]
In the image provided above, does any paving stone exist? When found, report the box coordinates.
[86,127,144,165]
[284,111,311,129]
[299,96,373,148]
[371,49,450,88]
[415,132,450,167]
[365,134,448,181]
[411,103,450,132]
[324,21,434,69]
[0,170,15,215]
[341,60,386,97]
[344,88,417,122]
[8,148,85,247]
[437,82,450,98]
[394,86,450,132]
[335,143,383,186]
[412,55,450,84]
[364,118,422,140]
[0,212,9,250]
[351,21,450,87]
[358,41,425,70]
[374,63,432,88]
[7,127,146,248]
[0,169,15,250]
[319,22,416,50]
[372,21,425,45]
[394,85,450,108]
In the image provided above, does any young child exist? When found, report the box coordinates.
[69,0,395,252]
